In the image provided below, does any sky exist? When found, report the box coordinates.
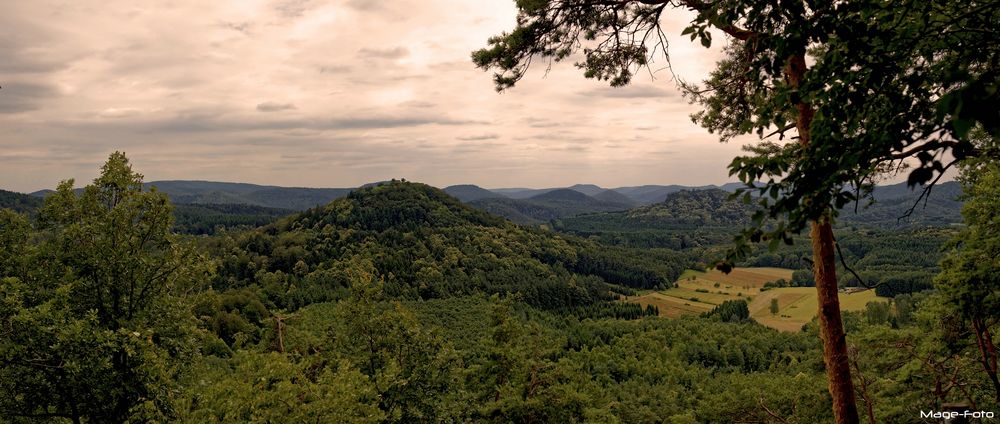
[0,0,755,192]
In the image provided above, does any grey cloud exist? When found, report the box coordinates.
[400,100,436,108]
[547,145,589,153]
[221,21,252,35]
[357,46,409,60]
[257,102,298,112]
[52,112,485,134]
[453,141,503,154]
[581,85,673,99]
[456,133,499,141]
[0,19,75,74]
[523,117,561,128]
[99,108,143,119]
[346,0,387,11]
[274,0,313,18]
[0,82,58,114]
[0,45,70,74]
[319,65,352,74]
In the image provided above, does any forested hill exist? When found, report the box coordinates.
[142,180,353,210]
[442,184,505,202]
[209,181,688,310]
[468,188,633,224]
[837,181,963,227]
[557,188,754,233]
[626,189,753,226]
[0,189,43,215]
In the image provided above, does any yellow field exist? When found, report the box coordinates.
[678,267,793,291]
[626,267,887,331]
[627,292,714,318]
[748,287,887,332]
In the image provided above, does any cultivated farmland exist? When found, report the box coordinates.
[628,267,886,331]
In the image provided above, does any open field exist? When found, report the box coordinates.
[628,267,886,331]
[626,292,714,318]
[677,267,794,291]
[748,287,887,332]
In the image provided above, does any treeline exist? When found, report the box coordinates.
[173,203,295,235]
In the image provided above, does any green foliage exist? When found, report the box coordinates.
[5,154,996,422]
[326,270,461,423]
[0,189,43,215]
[0,152,209,423]
[177,353,384,423]
[468,188,632,225]
[705,299,751,323]
[172,203,295,235]
[206,180,685,311]
[846,293,1000,420]
[937,150,1000,325]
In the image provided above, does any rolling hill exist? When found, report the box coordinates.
[143,180,353,210]
[592,189,638,207]
[837,181,963,227]
[443,184,506,202]
[213,180,686,308]
[0,189,44,215]
[468,188,633,224]
[556,188,755,234]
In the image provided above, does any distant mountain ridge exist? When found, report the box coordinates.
[0,189,44,215]
[443,185,506,202]
[12,179,963,229]
[468,188,633,224]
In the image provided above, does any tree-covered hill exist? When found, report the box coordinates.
[467,188,632,224]
[173,203,296,235]
[208,180,688,310]
[593,188,638,207]
[145,180,353,210]
[614,184,718,205]
[0,189,43,215]
[442,184,506,202]
[557,188,754,233]
[838,181,963,228]
[625,189,754,226]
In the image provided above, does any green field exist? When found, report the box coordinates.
[628,267,886,331]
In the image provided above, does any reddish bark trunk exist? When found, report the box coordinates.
[812,220,860,424]
[786,52,860,424]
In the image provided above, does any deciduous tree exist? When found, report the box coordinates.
[0,152,209,423]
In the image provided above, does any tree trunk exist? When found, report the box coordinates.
[811,218,860,424]
[786,52,860,424]
[972,318,1000,402]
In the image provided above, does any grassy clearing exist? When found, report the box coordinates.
[627,267,886,331]
[626,292,714,318]
[748,287,887,332]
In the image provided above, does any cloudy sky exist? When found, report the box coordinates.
[0,0,753,192]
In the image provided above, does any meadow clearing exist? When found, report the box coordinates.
[628,267,887,331]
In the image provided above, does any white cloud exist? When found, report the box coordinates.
[0,0,750,192]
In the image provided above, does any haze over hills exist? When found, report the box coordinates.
[9,179,963,232]
[0,189,44,215]
[442,184,506,202]
[469,188,635,224]
[30,180,354,211]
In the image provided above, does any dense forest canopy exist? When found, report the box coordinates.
[1,152,998,423]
